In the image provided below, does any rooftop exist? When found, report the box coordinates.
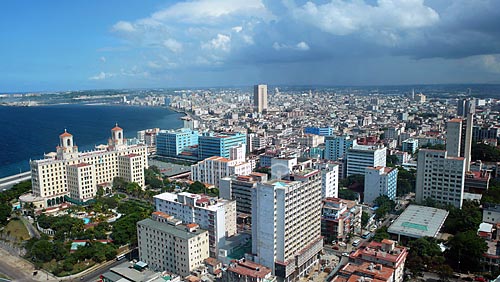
[387,205,449,238]
[227,259,272,279]
[137,218,207,240]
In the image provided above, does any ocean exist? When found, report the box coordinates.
[0,105,184,178]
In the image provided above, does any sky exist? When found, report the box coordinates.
[1,0,500,92]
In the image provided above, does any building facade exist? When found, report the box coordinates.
[401,138,418,155]
[325,135,356,161]
[315,162,339,198]
[415,149,466,208]
[137,212,209,277]
[321,197,361,242]
[364,166,398,204]
[346,145,387,176]
[254,84,268,113]
[219,173,268,215]
[198,132,247,160]
[154,192,236,257]
[304,127,334,136]
[251,171,323,282]
[191,156,252,187]
[156,128,199,158]
[30,126,148,206]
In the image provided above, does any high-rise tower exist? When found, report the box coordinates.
[253,84,268,113]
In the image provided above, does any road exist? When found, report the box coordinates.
[0,172,31,191]
[80,249,138,282]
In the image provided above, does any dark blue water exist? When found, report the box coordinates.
[0,105,183,178]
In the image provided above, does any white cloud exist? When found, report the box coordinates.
[89,72,113,80]
[112,21,136,33]
[273,41,310,51]
[481,54,500,73]
[100,56,106,63]
[163,39,183,53]
[232,26,243,33]
[287,0,439,37]
[151,0,274,24]
[202,34,231,52]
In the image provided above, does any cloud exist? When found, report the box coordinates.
[89,72,113,80]
[202,34,231,52]
[481,54,500,73]
[163,39,183,53]
[273,41,310,51]
[100,56,106,63]
[112,21,136,33]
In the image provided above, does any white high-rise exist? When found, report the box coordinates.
[446,118,463,158]
[346,145,386,176]
[254,84,268,113]
[315,162,339,198]
[251,170,323,282]
[415,149,466,208]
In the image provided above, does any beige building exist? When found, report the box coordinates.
[30,125,148,206]
[254,84,268,113]
[137,212,209,277]
[191,156,252,187]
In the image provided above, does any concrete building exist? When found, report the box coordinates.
[333,262,396,282]
[315,162,339,198]
[446,118,463,158]
[154,192,236,257]
[304,127,334,136]
[483,204,500,224]
[222,259,275,282]
[364,166,398,204]
[297,134,324,148]
[346,145,387,176]
[254,84,268,113]
[219,173,268,215]
[191,156,252,186]
[156,128,199,158]
[198,132,247,160]
[270,157,298,180]
[473,125,500,142]
[137,212,209,277]
[30,126,148,207]
[415,149,466,208]
[251,170,323,282]
[321,197,361,242]
[325,135,357,161]
[401,138,418,155]
[247,133,267,153]
[346,239,408,282]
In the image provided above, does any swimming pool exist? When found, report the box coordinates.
[83,217,91,224]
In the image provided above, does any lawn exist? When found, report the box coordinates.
[44,259,96,277]
[2,218,30,241]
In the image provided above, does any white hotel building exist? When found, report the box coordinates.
[154,192,237,257]
[251,169,323,282]
[29,125,148,207]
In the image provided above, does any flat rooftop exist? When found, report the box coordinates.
[137,218,207,240]
[388,205,449,239]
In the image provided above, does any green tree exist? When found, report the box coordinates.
[113,177,128,192]
[386,155,399,167]
[338,189,358,201]
[373,195,396,219]
[443,200,482,234]
[188,181,207,194]
[0,202,11,226]
[31,240,54,262]
[472,143,500,162]
[373,226,390,242]
[361,211,370,227]
[445,230,488,272]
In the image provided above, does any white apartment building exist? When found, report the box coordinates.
[190,156,252,186]
[346,145,386,176]
[314,162,339,198]
[154,192,236,257]
[219,172,268,215]
[416,149,466,208]
[254,84,268,113]
[364,166,398,204]
[30,125,148,206]
[270,157,298,180]
[252,170,323,282]
[446,118,462,157]
[137,211,209,277]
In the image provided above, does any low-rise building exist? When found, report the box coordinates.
[387,205,448,241]
[321,197,362,242]
[483,203,500,224]
[222,259,275,282]
[137,212,209,277]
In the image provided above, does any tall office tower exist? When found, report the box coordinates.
[137,212,209,276]
[457,98,476,118]
[415,149,466,208]
[445,116,474,171]
[154,192,236,257]
[364,166,398,204]
[251,170,323,281]
[346,145,386,176]
[254,84,268,113]
[446,118,463,157]
[325,135,357,161]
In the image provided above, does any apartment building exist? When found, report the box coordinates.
[154,192,236,257]
[198,132,247,160]
[364,166,398,204]
[219,172,268,215]
[251,169,323,282]
[156,128,199,158]
[346,145,386,176]
[415,149,466,208]
[325,135,356,161]
[190,156,252,186]
[315,162,339,198]
[321,197,361,242]
[137,212,209,277]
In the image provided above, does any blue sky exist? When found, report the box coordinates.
[2,0,500,92]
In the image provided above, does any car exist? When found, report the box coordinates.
[338,242,347,247]
[342,252,349,256]
[352,239,361,247]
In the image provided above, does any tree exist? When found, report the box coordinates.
[445,230,488,272]
[188,181,206,194]
[113,177,128,192]
[31,240,54,262]
[472,143,500,162]
[361,211,370,227]
[373,226,390,242]
[0,202,11,226]
[443,200,482,234]
[373,195,396,219]
[338,189,358,201]
[386,155,399,167]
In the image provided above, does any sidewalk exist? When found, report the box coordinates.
[0,246,58,282]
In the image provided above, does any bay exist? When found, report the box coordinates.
[0,105,184,178]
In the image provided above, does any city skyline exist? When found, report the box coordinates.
[2,0,500,92]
